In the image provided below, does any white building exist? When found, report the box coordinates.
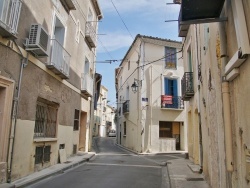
[115,35,187,153]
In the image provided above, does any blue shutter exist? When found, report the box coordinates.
[164,78,169,95]
[173,79,178,96]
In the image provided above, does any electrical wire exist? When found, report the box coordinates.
[116,49,183,93]
[110,0,134,40]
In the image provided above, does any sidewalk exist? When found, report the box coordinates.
[167,158,210,188]
[0,152,95,188]
[116,143,210,188]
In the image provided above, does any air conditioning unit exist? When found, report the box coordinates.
[25,24,50,57]
[173,0,181,4]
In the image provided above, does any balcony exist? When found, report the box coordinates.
[94,115,101,124]
[0,0,22,38]
[161,95,184,109]
[178,0,225,37]
[181,72,194,101]
[47,39,70,79]
[85,22,96,48]
[81,73,93,97]
[122,100,129,114]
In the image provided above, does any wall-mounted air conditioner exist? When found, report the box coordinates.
[173,0,181,4]
[25,24,50,57]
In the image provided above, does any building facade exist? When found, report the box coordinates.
[115,35,187,153]
[0,0,102,183]
[179,0,250,187]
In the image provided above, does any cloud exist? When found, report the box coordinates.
[97,32,133,53]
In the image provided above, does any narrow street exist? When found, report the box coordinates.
[30,137,186,188]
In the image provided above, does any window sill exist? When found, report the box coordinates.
[161,107,184,111]
[123,135,126,137]
[34,138,58,142]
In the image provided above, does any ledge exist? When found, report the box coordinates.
[33,138,58,142]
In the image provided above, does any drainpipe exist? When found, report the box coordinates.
[89,75,102,151]
[219,22,234,172]
[195,24,203,172]
[7,41,29,182]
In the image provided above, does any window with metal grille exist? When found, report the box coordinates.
[73,144,77,154]
[159,121,172,138]
[74,109,80,131]
[34,101,57,138]
[35,145,51,164]
[123,121,126,136]
[165,47,177,69]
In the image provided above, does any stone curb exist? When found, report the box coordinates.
[7,153,95,188]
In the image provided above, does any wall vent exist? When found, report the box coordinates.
[25,24,49,57]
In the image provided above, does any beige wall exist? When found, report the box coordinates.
[0,0,102,182]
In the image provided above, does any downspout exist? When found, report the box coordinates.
[89,75,102,151]
[7,41,29,182]
[219,22,233,172]
[195,24,203,172]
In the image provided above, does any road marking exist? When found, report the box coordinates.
[87,162,162,169]
[96,153,137,156]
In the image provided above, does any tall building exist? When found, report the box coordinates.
[178,0,250,187]
[115,35,187,153]
[0,0,102,183]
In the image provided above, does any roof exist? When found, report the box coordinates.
[119,34,182,67]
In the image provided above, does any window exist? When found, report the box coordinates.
[35,145,51,164]
[123,121,126,136]
[164,78,178,96]
[34,101,57,138]
[128,60,130,70]
[159,122,172,138]
[165,47,177,69]
[74,109,80,131]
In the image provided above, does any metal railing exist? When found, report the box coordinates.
[0,0,22,34]
[48,39,70,78]
[161,95,184,109]
[123,100,129,114]
[181,72,194,100]
[81,73,93,96]
[85,22,96,47]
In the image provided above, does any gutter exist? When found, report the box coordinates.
[7,40,29,182]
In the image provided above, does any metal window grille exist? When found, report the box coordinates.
[74,109,80,131]
[35,146,51,164]
[34,102,57,138]
[73,144,77,154]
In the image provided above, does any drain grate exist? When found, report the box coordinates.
[186,178,204,181]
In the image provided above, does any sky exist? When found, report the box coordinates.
[96,0,181,107]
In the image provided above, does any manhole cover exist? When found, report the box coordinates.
[186,178,204,181]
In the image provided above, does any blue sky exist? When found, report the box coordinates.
[96,0,181,107]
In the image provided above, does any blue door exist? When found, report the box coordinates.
[164,78,178,108]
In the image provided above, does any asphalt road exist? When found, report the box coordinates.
[30,137,185,188]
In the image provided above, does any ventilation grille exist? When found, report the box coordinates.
[39,28,49,51]
[28,25,38,45]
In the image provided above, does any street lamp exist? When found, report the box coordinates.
[131,79,141,93]
[131,81,138,93]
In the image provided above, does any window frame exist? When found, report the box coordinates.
[34,100,58,138]
[159,121,173,138]
[73,109,80,131]
[165,47,177,69]
[35,145,51,165]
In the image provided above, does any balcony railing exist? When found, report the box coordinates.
[47,39,70,79]
[0,0,22,38]
[161,95,184,109]
[85,22,96,48]
[123,100,129,114]
[81,73,93,97]
[181,72,194,101]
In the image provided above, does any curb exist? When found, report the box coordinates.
[12,153,95,188]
